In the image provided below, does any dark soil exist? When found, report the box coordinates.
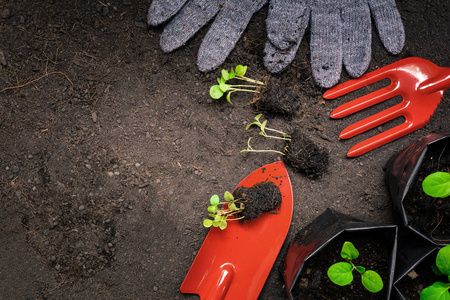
[233,181,282,221]
[395,248,442,300]
[403,138,450,242]
[284,129,329,179]
[252,77,300,118]
[292,231,391,300]
[0,0,448,299]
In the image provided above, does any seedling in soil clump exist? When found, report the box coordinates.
[241,116,329,179]
[422,172,450,198]
[420,244,450,300]
[283,129,329,179]
[251,77,300,118]
[203,191,244,230]
[232,181,282,220]
[209,65,265,104]
[327,241,384,293]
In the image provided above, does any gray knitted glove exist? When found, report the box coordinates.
[264,0,405,88]
[148,0,267,72]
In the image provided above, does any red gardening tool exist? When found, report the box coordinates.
[180,161,293,299]
[323,57,450,157]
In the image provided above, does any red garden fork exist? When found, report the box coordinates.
[323,57,450,157]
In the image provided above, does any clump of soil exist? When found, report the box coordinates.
[395,249,441,299]
[232,181,282,220]
[251,77,300,118]
[403,138,450,242]
[292,232,390,300]
[283,130,329,179]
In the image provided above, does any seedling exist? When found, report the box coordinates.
[422,172,450,198]
[420,245,450,300]
[203,191,244,230]
[241,137,286,156]
[209,65,265,104]
[327,241,384,293]
[241,114,291,155]
[245,114,291,141]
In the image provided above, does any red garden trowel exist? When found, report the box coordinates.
[324,57,450,157]
[180,161,293,299]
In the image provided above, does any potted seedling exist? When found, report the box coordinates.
[393,244,450,300]
[242,114,329,179]
[328,241,384,294]
[385,133,450,246]
[282,209,397,300]
[420,244,450,300]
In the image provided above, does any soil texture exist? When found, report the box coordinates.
[284,129,329,179]
[0,0,448,299]
[292,231,391,300]
[403,138,450,242]
[233,181,282,220]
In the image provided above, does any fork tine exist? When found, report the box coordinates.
[346,122,423,157]
[339,103,406,140]
[330,86,398,119]
[323,68,395,99]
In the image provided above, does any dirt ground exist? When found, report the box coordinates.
[0,1,448,299]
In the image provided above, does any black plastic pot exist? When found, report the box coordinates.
[282,209,398,300]
[392,226,438,300]
[385,132,450,246]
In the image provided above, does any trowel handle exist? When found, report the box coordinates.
[418,67,450,94]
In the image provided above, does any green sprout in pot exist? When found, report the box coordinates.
[203,191,244,230]
[422,172,450,198]
[420,244,450,300]
[209,65,265,104]
[327,241,384,293]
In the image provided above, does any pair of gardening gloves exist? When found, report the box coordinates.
[147,0,405,88]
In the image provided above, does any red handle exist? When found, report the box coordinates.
[418,67,450,94]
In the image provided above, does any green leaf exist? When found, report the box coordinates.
[361,270,383,293]
[341,241,359,260]
[229,68,236,79]
[210,85,224,99]
[260,120,267,132]
[433,264,444,276]
[228,203,237,211]
[436,245,450,276]
[214,214,222,221]
[209,214,217,218]
[219,82,230,92]
[208,205,217,213]
[235,65,247,77]
[226,92,232,104]
[219,220,227,230]
[203,219,213,227]
[210,195,220,206]
[420,281,450,300]
[245,122,258,130]
[254,114,262,121]
[222,69,230,80]
[355,266,366,274]
[422,172,450,198]
[224,191,234,202]
[212,220,219,227]
[327,262,353,286]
